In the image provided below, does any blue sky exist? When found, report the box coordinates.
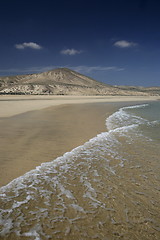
[0,0,160,86]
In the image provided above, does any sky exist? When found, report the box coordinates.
[0,0,160,86]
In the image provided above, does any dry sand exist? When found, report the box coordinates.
[0,95,159,187]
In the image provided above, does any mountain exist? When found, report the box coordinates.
[0,68,160,96]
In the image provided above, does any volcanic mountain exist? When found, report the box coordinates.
[0,68,159,96]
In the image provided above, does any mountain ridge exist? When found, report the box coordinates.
[0,68,159,96]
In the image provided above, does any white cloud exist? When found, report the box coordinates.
[0,66,53,75]
[60,48,82,55]
[70,65,125,73]
[0,65,124,76]
[15,42,42,50]
[114,40,138,48]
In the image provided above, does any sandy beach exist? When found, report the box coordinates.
[0,95,160,240]
[0,95,158,187]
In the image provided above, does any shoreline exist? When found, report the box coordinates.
[0,95,159,187]
[0,95,158,117]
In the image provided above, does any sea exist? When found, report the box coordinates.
[0,101,160,240]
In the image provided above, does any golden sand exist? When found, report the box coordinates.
[0,95,158,186]
[0,96,160,240]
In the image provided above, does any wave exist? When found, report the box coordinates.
[106,104,149,131]
[0,103,156,239]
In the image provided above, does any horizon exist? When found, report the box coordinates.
[0,0,160,87]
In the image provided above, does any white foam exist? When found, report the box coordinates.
[123,104,149,109]
[70,204,85,212]
[58,184,75,199]
[106,104,149,132]
[0,218,13,236]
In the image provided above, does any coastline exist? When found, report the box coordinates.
[0,95,159,187]
[0,95,158,117]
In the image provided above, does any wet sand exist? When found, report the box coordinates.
[0,96,160,240]
[0,95,158,117]
[0,95,158,186]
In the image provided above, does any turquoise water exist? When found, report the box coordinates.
[125,101,160,141]
[0,101,160,240]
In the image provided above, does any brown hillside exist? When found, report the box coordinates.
[0,68,159,96]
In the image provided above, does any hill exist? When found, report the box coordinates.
[0,68,159,96]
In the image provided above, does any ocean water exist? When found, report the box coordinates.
[0,101,160,240]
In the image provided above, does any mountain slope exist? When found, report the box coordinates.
[0,68,159,96]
